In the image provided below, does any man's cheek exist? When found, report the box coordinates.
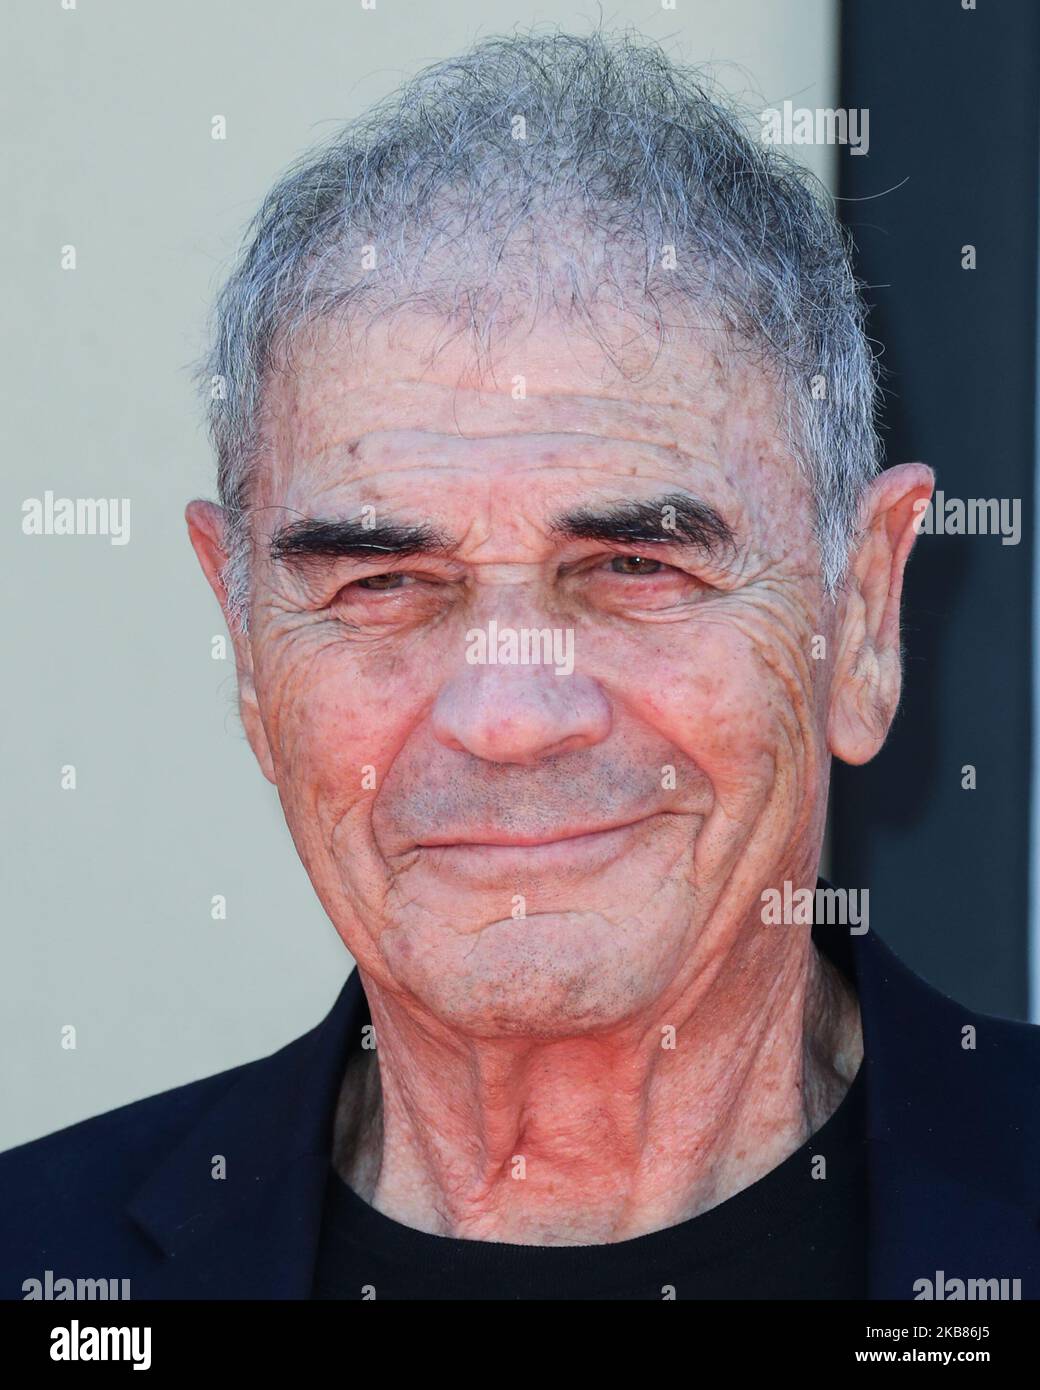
[279,704,382,804]
[642,647,780,789]
[695,707,778,808]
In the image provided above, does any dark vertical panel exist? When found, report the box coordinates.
[834,0,1038,1017]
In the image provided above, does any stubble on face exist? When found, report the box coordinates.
[245,307,833,1039]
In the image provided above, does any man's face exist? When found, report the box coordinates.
[232,312,834,1034]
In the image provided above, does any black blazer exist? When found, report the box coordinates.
[3,893,1040,1299]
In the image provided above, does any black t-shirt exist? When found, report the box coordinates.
[311,1052,868,1301]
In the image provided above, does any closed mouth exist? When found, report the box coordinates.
[418,816,656,851]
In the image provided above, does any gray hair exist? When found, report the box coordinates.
[195,29,881,631]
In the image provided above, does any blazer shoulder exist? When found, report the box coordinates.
[0,1014,333,1300]
[884,931,1040,1067]
[1,1063,239,1188]
[0,1017,321,1233]
[864,926,1040,1134]
[0,987,352,1300]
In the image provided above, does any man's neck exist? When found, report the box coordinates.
[331,939,863,1246]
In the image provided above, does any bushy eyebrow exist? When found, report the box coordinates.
[269,516,456,565]
[550,493,737,556]
[268,491,736,570]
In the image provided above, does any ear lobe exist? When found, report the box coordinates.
[828,463,935,766]
[185,500,277,785]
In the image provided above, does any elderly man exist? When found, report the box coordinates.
[4,31,1039,1303]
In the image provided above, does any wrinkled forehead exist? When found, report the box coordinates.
[253,312,813,547]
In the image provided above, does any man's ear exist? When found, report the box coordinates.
[185,500,276,784]
[828,462,935,766]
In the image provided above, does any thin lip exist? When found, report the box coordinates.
[417,815,655,850]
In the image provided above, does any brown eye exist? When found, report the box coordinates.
[609,555,664,575]
[356,573,406,590]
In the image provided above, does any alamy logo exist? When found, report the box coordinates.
[913,1271,1021,1301]
[465,620,574,676]
[912,492,1021,545]
[22,491,131,545]
[50,1320,151,1371]
[760,881,869,934]
[759,101,870,154]
[23,1269,130,1300]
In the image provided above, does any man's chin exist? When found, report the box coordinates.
[378,908,684,1038]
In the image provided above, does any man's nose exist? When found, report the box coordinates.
[430,665,612,764]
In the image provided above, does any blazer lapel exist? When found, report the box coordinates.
[125,970,365,1298]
